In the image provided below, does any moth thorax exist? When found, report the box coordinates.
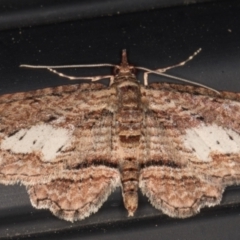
[114,73,138,85]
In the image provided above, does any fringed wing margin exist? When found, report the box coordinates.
[27,166,121,222]
[139,166,223,218]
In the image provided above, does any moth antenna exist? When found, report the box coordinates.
[136,66,220,94]
[135,48,219,94]
[20,63,116,69]
[154,48,202,73]
[46,68,114,83]
[20,63,116,84]
[20,49,219,94]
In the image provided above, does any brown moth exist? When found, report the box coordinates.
[1,50,240,222]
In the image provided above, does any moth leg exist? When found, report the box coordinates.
[143,48,201,85]
[47,68,115,85]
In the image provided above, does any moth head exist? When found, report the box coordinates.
[114,49,136,76]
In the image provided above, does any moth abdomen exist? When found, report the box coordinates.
[120,158,139,216]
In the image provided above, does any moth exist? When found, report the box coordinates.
[1,49,240,222]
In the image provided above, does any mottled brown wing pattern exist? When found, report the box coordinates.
[27,166,120,221]
[139,83,240,217]
[2,50,240,222]
[0,83,121,221]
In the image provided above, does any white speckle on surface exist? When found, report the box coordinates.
[183,124,240,161]
[1,124,73,161]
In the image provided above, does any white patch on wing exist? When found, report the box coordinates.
[183,124,240,162]
[1,124,73,161]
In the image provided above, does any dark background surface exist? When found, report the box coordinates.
[0,0,220,30]
[0,0,240,239]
